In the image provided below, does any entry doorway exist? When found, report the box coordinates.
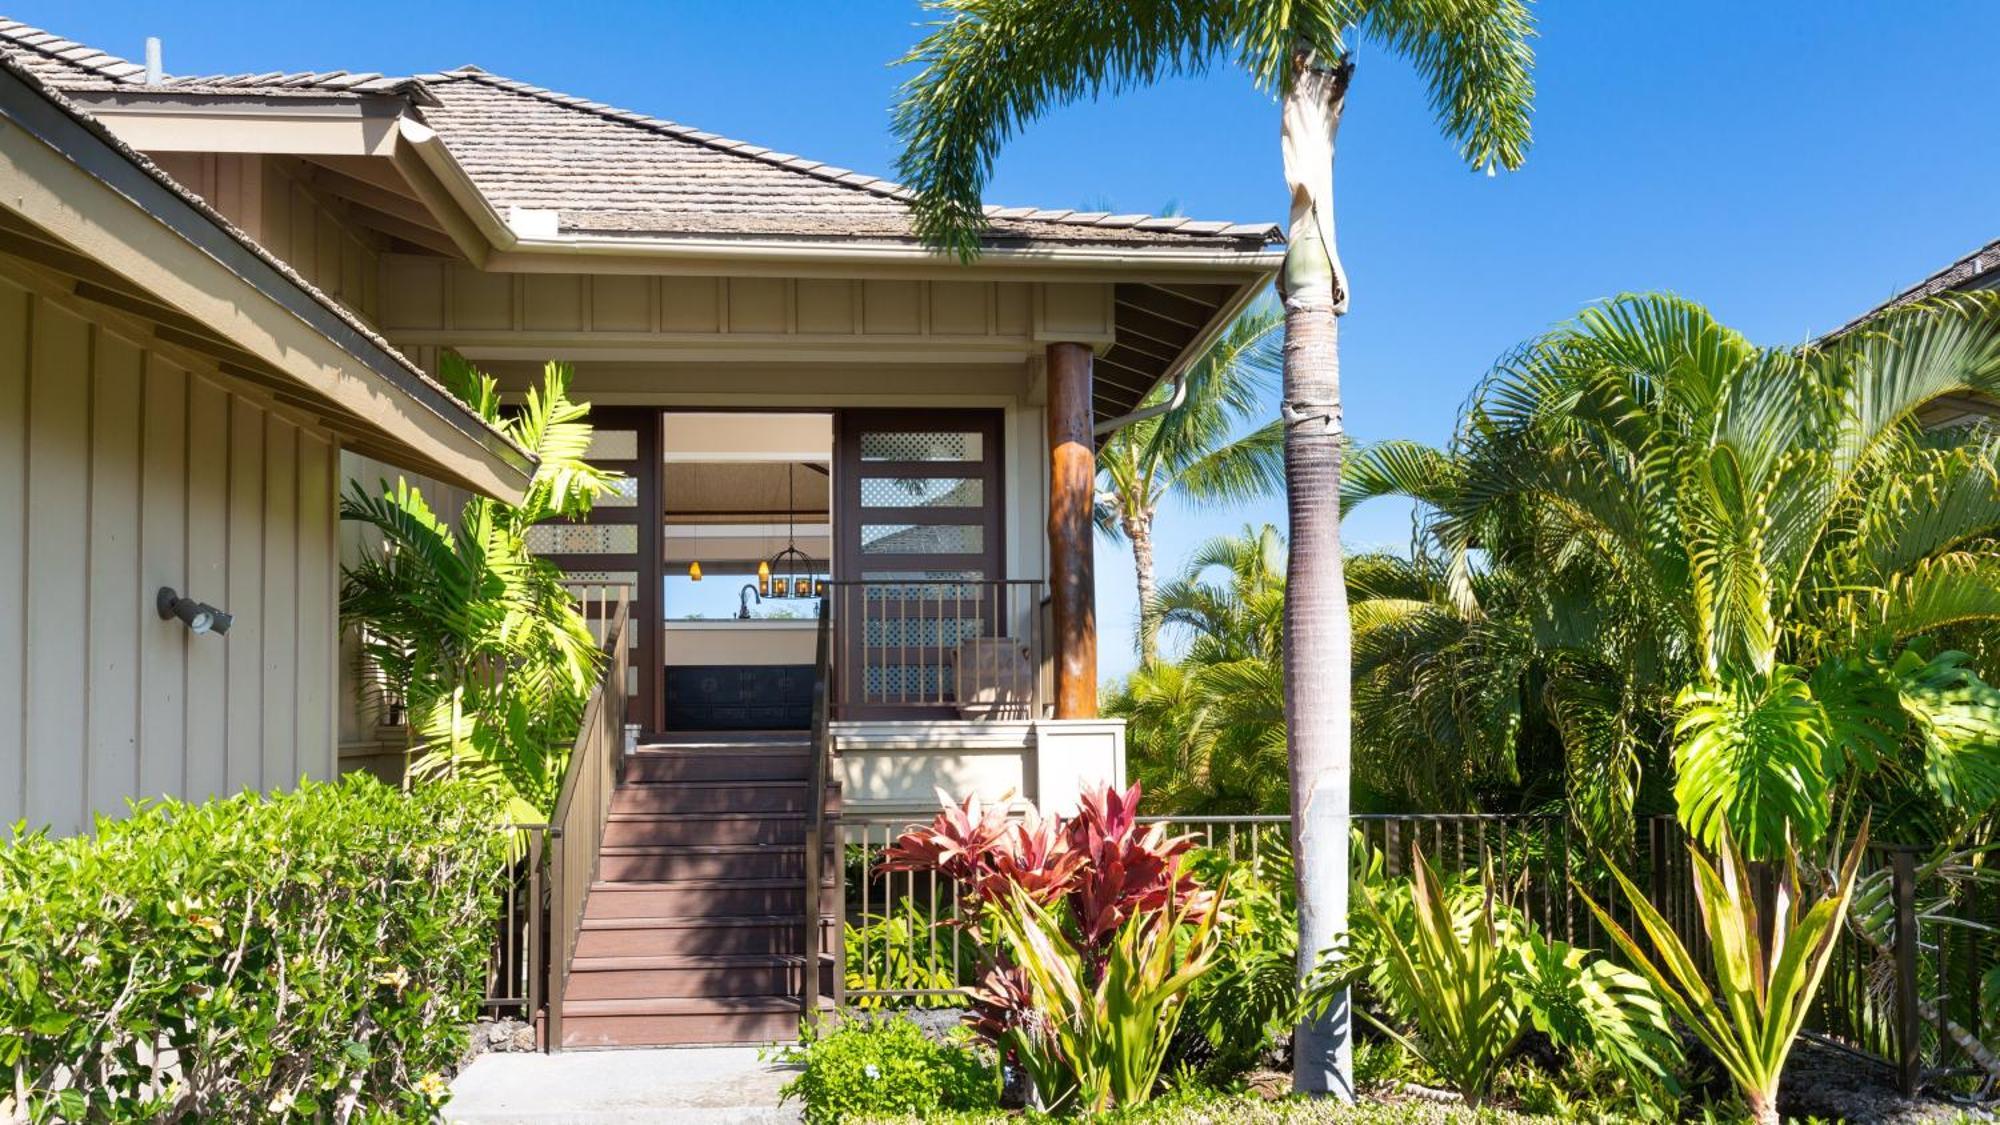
[659,412,832,732]
[536,406,1011,737]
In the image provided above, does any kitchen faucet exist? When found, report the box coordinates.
[737,583,762,620]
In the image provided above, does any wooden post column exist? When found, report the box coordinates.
[1047,341,1097,718]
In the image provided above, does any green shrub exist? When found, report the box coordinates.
[0,774,505,1121]
[856,1087,1560,1122]
[773,1014,997,1123]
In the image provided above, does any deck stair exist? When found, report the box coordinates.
[558,734,839,1048]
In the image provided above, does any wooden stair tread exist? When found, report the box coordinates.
[600,843,810,854]
[562,995,828,1017]
[590,876,825,892]
[580,913,829,931]
[571,953,831,971]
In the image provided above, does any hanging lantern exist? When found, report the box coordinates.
[757,558,771,598]
[687,560,703,582]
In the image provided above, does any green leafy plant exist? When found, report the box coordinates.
[1581,825,1869,1125]
[843,895,972,1007]
[342,354,617,819]
[0,775,504,1121]
[880,784,1221,1114]
[988,883,1220,1114]
[1173,848,1300,1082]
[772,1013,996,1124]
[1311,840,1678,1115]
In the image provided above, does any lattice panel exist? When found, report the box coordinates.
[861,524,983,555]
[860,476,983,508]
[863,617,987,647]
[526,524,637,554]
[586,430,638,460]
[863,664,950,698]
[858,431,983,462]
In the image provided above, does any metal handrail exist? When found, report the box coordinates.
[537,591,630,1050]
[823,578,1046,720]
[801,594,839,1019]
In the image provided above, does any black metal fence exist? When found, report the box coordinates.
[836,809,1999,1095]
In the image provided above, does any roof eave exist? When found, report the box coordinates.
[0,60,534,502]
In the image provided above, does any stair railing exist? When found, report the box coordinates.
[801,593,842,1019]
[538,590,631,1051]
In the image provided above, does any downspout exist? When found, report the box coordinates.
[1092,369,1188,437]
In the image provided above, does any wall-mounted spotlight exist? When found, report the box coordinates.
[157,587,232,636]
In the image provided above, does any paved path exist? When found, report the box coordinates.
[447,1047,803,1124]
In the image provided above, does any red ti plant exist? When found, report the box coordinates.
[879,783,1220,1112]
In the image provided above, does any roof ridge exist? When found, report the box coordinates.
[0,16,148,83]
[417,68,1277,242]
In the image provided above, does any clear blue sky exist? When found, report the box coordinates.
[23,1,2000,679]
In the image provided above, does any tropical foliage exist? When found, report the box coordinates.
[773,1014,997,1124]
[1582,826,1870,1125]
[341,355,617,819]
[0,775,502,1121]
[1314,841,1678,1115]
[879,785,1219,1114]
[1097,303,1285,664]
[1110,526,1287,814]
[891,0,1538,1094]
[1344,292,2000,857]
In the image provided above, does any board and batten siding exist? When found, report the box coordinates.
[0,275,340,836]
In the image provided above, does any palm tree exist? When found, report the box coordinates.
[1348,292,2000,857]
[1114,526,1288,811]
[891,2,1535,1094]
[1097,303,1284,664]
[342,355,618,821]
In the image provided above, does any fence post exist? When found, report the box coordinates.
[1891,846,1921,1096]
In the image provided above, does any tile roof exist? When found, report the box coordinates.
[412,67,1278,248]
[0,16,1280,251]
[0,42,528,462]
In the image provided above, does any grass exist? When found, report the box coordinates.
[856,1091,1558,1123]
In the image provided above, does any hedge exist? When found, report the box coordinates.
[0,774,506,1122]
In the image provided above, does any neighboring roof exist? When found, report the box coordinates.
[412,67,1280,249]
[1834,236,2000,336]
[0,19,434,100]
[0,47,534,496]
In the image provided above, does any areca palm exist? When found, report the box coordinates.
[893,1,1535,1093]
[1097,303,1285,665]
[342,356,617,820]
[1350,292,2000,858]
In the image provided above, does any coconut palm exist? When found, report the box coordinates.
[891,1,1536,1093]
[1097,303,1285,665]
[1348,292,2000,858]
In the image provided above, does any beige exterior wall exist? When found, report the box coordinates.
[149,153,384,326]
[0,273,341,835]
[833,719,1125,817]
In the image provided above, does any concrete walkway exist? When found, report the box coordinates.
[447,1047,803,1124]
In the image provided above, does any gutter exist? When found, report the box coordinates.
[1094,275,1271,438]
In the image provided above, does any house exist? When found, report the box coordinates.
[0,17,1280,1047]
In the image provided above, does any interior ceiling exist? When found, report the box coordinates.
[663,461,829,523]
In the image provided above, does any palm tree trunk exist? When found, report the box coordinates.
[1282,49,1355,1100]
[1129,510,1159,665]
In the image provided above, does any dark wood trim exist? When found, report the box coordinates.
[1047,342,1097,719]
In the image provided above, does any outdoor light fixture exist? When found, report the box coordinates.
[687,561,702,582]
[763,462,824,599]
[157,587,232,636]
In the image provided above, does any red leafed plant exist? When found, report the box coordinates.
[879,783,1220,1112]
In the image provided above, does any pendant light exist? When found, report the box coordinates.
[764,461,822,598]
